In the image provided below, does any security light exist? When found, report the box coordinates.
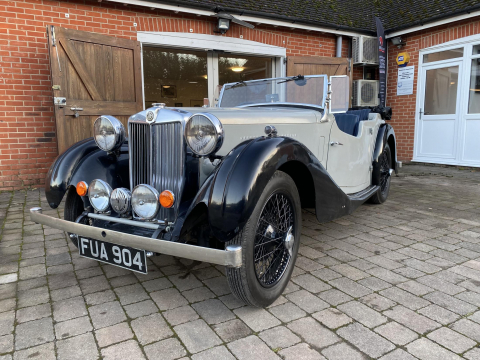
[391,36,406,48]
[217,18,230,34]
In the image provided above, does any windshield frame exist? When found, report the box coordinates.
[217,74,328,109]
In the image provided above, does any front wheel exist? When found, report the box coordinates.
[370,143,393,204]
[226,171,302,307]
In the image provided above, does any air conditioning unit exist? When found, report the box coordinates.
[353,80,379,107]
[352,36,379,65]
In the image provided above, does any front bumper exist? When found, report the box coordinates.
[30,207,242,268]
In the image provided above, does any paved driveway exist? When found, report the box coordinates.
[0,164,479,360]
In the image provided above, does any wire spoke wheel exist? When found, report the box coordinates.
[379,150,392,194]
[254,192,294,287]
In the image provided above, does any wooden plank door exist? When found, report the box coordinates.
[287,56,352,106]
[47,26,143,154]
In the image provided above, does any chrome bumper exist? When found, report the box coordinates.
[30,207,242,268]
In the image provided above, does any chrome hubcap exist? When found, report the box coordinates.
[284,226,294,257]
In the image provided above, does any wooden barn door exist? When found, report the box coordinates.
[47,26,143,154]
[287,56,352,106]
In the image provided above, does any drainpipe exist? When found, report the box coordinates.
[336,35,343,57]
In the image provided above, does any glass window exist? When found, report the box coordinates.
[423,48,463,63]
[468,58,480,113]
[218,54,272,89]
[473,45,480,56]
[142,47,207,108]
[424,66,459,115]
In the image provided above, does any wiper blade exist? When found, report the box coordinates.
[277,75,307,84]
[228,81,247,89]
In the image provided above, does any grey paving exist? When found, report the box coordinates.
[2,164,480,359]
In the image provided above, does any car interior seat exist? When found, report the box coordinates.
[333,113,360,137]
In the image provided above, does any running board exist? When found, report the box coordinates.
[348,185,379,202]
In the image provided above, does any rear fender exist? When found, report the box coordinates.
[373,124,398,174]
[45,138,129,208]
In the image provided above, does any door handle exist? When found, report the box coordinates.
[70,107,83,118]
[330,141,343,146]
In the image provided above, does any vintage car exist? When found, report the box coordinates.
[30,74,398,307]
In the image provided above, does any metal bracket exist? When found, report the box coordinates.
[70,107,84,118]
[54,97,66,107]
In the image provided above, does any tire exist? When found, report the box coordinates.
[370,143,393,204]
[64,186,85,248]
[226,171,302,307]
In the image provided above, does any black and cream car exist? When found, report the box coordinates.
[31,75,398,307]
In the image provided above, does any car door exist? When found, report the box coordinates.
[326,116,378,194]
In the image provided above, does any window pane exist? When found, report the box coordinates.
[142,47,207,108]
[473,45,480,56]
[423,48,463,63]
[469,58,480,113]
[218,54,272,87]
[424,66,458,115]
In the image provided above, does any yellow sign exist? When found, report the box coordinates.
[396,52,410,67]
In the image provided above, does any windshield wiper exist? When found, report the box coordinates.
[228,81,247,89]
[277,75,307,85]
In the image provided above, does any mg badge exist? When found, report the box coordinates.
[146,110,156,123]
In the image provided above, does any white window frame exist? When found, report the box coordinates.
[414,33,480,166]
[138,32,286,108]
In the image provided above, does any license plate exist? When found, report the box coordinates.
[79,238,147,274]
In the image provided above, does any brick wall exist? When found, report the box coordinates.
[386,17,480,161]
[0,0,350,190]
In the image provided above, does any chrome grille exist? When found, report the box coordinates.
[129,121,185,223]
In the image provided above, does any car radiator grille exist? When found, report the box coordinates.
[128,121,185,223]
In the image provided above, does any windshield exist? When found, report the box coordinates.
[218,75,327,108]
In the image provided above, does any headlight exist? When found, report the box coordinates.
[185,113,223,156]
[110,188,132,214]
[88,179,112,212]
[132,185,159,220]
[93,115,125,152]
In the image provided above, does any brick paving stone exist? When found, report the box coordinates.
[417,305,460,325]
[109,274,138,288]
[228,335,280,360]
[292,274,332,293]
[234,307,281,332]
[427,326,476,354]
[102,339,146,360]
[114,283,149,305]
[330,264,368,280]
[286,290,330,313]
[54,316,93,339]
[175,319,222,354]
[317,289,353,306]
[131,313,173,345]
[57,332,99,360]
[397,280,433,296]
[192,299,235,325]
[259,326,301,349]
[150,288,188,310]
[0,334,13,353]
[423,291,477,315]
[321,342,365,360]
[182,287,215,303]
[191,345,235,360]
[379,287,431,310]
[79,275,110,295]
[450,319,480,342]
[163,305,199,326]
[12,342,56,360]
[19,264,46,280]
[95,322,134,348]
[455,290,480,307]
[17,286,49,308]
[328,277,372,298]
[406,338,462,360]
[15,317,54,350]
[310,268,342,281]
[141,277,172,292]
[337,322,394,358]
[287,317,340,349]
[416,275,465,295]
[123,299,159,319]
[365,256,403,270]
[464,348,480,360]
[0,299,15,314]
[280,343,325,360]
[213,319,252,342]
[219,294,246,309]
[268,302,306,322]
[48,272,77,290]
[374,322,418,346]
[51,285,82,302]
[366,267,408,285]
[169,273,203,291]
[358,276,391,291]
[84,290,116,306]
[383,306,440,334]
[312,308,352,329]
[16,303,51,323]
[379,349,417,360]
[203,276,231,296]
[53,296,87,322]
[338,301,388,328]
[359,293,396,311]
[88,301,127,329]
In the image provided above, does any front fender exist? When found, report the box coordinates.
[203,136,350,242]
[45,138,129,208]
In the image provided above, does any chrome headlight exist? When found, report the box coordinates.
[110,188,132,214]
[93,115,125,152]
[88,179,112,212]
[132,185,159,220]
[185,113,223,156]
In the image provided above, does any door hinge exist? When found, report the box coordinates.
[52,85,61,90]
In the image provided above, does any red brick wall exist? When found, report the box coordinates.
[386,17,480,162]
[0,0,350,190]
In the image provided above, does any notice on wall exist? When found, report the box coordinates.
[397,66,415,96]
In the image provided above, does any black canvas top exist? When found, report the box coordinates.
[150,0,480,34]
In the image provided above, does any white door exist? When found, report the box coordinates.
[415,60,463,163]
